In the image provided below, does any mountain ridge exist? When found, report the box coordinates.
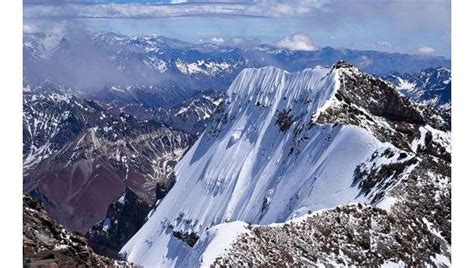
[23,92,193,234]
[120,61,450,266]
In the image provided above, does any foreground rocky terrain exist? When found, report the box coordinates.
[214,202,449,266]
[23,195,137,267]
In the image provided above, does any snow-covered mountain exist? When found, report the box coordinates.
[120,61,450,266]
[153,94,224,135]
[383,67,451,111]
[23,30,452,264]
[23,92,193,234]
[24,31,450,110]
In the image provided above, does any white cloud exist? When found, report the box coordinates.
[227,36,261,47]
[23,1,327,19]
[276,33,317,51]
[372,41,392,49]
[358,55,373,68]
[228,37,246,46]
[418,46,435,54]
[23,23,38,34]
[210,37,224,43]
[197,31,219,36]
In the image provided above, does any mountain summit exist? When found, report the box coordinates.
[120,62,451,266]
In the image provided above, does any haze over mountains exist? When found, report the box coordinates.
[24,31,451,122]
[23,31,451,266]
[24,31,450,91]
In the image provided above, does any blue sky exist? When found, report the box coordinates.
[24,0,451,57]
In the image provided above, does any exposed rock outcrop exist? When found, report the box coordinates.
[23,195,137,267]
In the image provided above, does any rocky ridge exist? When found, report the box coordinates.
[211,61,451,266]
[23,195,137,267]
[120,61,450,267]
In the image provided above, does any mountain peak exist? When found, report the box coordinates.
[332,60,357,70]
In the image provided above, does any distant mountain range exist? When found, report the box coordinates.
[24,32,450,108]
[23,92,193,233]
[383,67,451,111]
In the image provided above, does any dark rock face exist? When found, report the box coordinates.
[172,230,200,247]
[276,109,295,132]
[86,189,152,259]
[354,155,418,202]
[23,195,136,267]
[333,61,426,125]
[317,61,450,152]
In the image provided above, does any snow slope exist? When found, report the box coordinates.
[121,65,401,266]
[183,221,250,267]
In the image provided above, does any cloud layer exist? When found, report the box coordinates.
[24,1,327,18]
[419,46,436,55]
[372,41,392,49]
[23,0,451,57]
[276,33,317,51]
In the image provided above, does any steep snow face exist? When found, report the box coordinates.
[121,66,393,266]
